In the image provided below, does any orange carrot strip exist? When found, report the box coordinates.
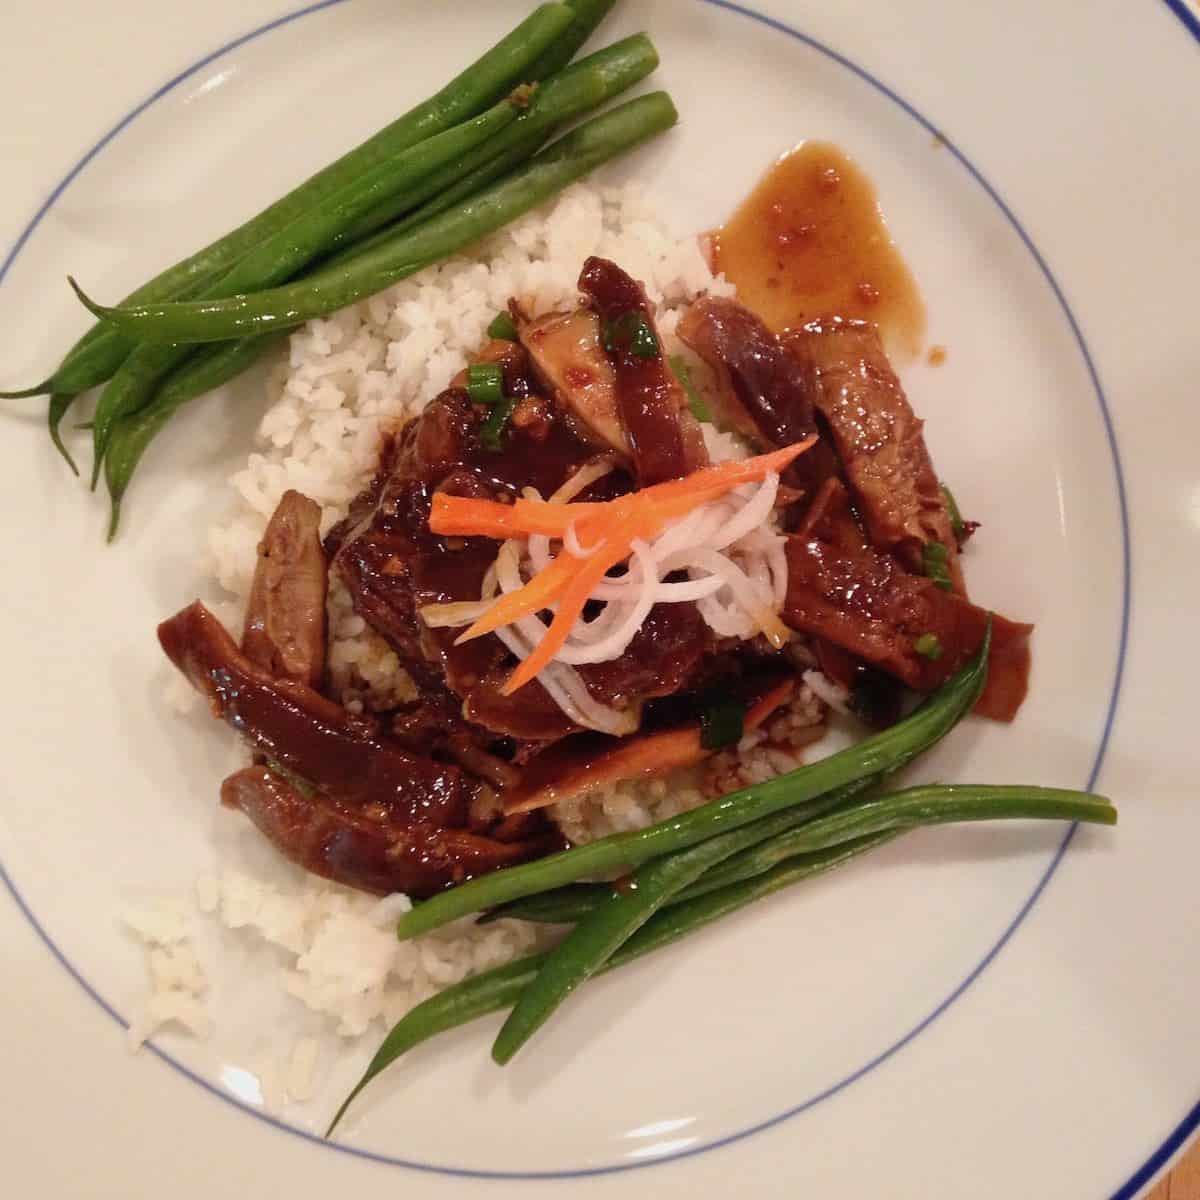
[635,437,816,512]
[499,534,641,695]
[457,509,634,643]
[456,550,579,643]
[503,677,797,813]
[443,438,819,688]
[430,493,607,539]
[430,438,816,541]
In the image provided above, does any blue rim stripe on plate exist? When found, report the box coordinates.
[1161,0,1200,45]
[0,0,1139,1186]
[0,0,344,289]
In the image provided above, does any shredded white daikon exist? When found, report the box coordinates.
[419,451,792,732]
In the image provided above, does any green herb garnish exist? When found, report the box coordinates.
[467,362,504,406]
[480,396,517,451]
[487,311,518,341]
[922,541,953,592]
[265,758,319,798]
[669,354,712,422]
[699,695,746,750]
[914,633,944,661]
[940,482,966,541]
[602,310,659,360]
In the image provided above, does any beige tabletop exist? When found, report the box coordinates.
[1150,1143,1200,1200]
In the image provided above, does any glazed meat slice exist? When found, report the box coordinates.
[677,296,838,497]
[329,388,601,744]
[330,381,711,749]
[221,766,554,896]
[783,536,1032,719]
[677,296,817,448]
[502,670,797,814]
[784,319,965,593]
[242,489,328,688]
[516,308,628,455]
[160,601,474,824]
[578,256,707,484]
[794,477,871,553]
[408,544,581,744]
[579,603,709,708]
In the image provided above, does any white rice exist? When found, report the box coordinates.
[142,182,829,1105]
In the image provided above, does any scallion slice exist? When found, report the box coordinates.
[914,633,944,661]
[481,396,517,450]
[669,354,712,422]
[602,310,659,360]
[487,311,518,341]
[467,362,504,406]
[922,541,953,592]
[700,695,746,750]
[940,482,966,541]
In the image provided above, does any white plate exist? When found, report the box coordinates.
[1,2,1198,1196]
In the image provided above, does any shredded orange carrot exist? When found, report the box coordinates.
[430,494,606,539]
[430,438,816,541]
[503,676,797,812]
[433,438,818,692]
[457,549,581,643]
[500,513,659,694]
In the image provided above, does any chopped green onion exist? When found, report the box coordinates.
[602,311,659,360]
[481,396,517,450]
[700,695,746,750]
[922,541,953,592]
[914,633,944,661]
[940,482,966,541]
[669,354,711,422]
[487,311,518,341]
[467,362,504,406]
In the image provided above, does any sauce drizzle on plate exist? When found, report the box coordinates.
[713,141,925,358]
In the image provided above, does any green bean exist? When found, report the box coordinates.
[226,93,524,275]
[5,267,226,465]
[487,773,1119,928]
[1,2,575,402]
[478,882,608,926]
[79,76,658,473]
[76,92,680,344]
[0,272,218,404]
[48,394,79,475]
[331,777,1118,1128]
[328,832,894,1136]
[334,34,660,253]
[705,783,1117,865]
[103,334,286,539]
[480,782,886,927]
[87,342,190,487]
[85,98,528,473]
[490,782,867,1063]
[526,0,617,80]
[497,828,903,926]
[394,630,991,940]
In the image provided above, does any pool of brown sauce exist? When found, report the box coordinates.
[712,141,926,359]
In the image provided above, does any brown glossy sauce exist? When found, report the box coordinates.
[713,142,925,359]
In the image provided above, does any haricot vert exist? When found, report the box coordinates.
[490,779,870,1065]
[103,334,288,538]
[328,774,1115,1133]
[392,628,994,940]
[84,90,530,477]
[3,3,665,532]
[327,832,897,1137]
[0,2,579,405]
[75,92,681,344]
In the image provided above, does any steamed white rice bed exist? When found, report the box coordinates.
[145,184,829,1102]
